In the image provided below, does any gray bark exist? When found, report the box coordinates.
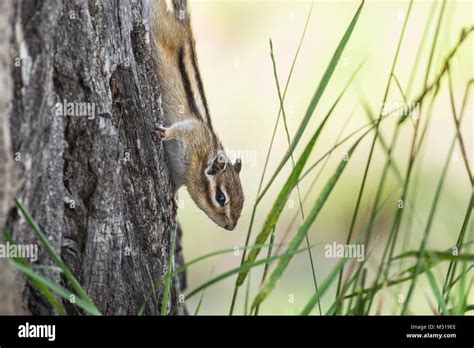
[1,0,186,315]
[0,0,22,315]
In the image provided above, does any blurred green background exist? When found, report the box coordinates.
[176,0,473,315]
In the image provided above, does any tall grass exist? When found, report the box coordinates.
[205,0,473,315]
[3,199,101,315]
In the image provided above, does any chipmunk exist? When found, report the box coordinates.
[148,0,244,230]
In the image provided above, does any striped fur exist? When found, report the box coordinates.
[149,0,244,230]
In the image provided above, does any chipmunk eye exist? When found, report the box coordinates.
[215,188,226,206]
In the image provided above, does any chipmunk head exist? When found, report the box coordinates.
[191,151,244,230]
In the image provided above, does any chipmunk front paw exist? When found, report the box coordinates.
[154,125,168,140]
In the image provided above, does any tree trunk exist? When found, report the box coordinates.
[1,0,187,315]
[0,0,23,315]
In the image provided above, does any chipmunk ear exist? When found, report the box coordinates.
[233,158,242,174]
[206,152,227,176]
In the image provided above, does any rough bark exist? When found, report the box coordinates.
[2,0,186,315]
[0,0,22,315]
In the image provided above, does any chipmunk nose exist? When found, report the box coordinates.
[224,222,235,230]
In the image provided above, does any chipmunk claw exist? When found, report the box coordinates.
[154,125,167,140]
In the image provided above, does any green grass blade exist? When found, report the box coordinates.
[401,137,459,313]
[175,242,287,276]
[442,79,474,304]
[161,224,177,315]
[138,242,291,315]
[342,250,474,301]
[337,0,413,304]
[186,243,317,301]
[299,107,384,184]
[257,0,365,202]
[443,195,473,302]
[14,198,99,313]
[445,265,473,294]
[237,61,364,286]
[194,267,214,315]
[10,260,100,315]
[244,271,251,315]
[251,140,362,308]
[254,227,276,315]
[301,257,349,315]
[425,266,448,315]
[229,0,316,316]
[2,228,67,315]
[455,262,470,315]
[327,241,378,315]
[392,249,474,262]
[353,268,367,315]
[236,107,330,286]
[269,36,319,303]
